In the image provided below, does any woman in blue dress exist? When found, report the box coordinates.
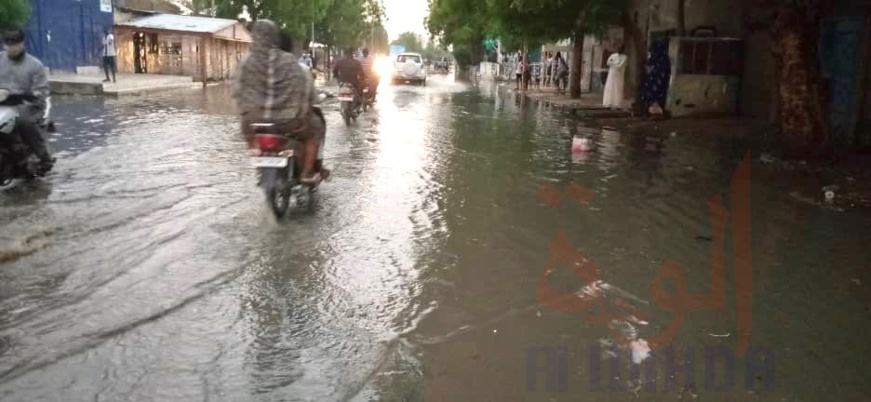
[640,39,671,118]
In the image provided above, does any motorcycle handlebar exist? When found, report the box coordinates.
[0,93,38,105]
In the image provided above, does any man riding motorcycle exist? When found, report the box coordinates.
[233,20,324,186]
[358,48,377,99]
[277,30,329,180]
[332,48,364,109]
[0,29,54,175]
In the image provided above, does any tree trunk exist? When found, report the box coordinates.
[772,3,831,157]
[622,9,647,114]
[521,43,529,91]
[569,30,584,99]
[677,0,686,36]
[325,46,332,80]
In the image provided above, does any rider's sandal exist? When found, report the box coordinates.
[300,173,321,186]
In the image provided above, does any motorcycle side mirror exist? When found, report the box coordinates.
[0,89,8,103]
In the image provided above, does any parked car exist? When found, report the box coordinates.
[392,52,427,86]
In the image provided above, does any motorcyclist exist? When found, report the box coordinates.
[357,48,377,98]
[332,48,364,108]
[232,20,323,186]
[0,29,54,175]
[278,30,329,180]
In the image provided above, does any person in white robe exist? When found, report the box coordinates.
[603,46,628,108]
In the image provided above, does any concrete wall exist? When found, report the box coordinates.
[666,37,741,116]
[628,0,742,38]
[739,31,777,121]
[667,75,740,116]
[623,0,742,101]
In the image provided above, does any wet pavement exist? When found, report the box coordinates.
[1,75,869,401]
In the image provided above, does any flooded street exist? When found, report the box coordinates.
[1,75,869,401]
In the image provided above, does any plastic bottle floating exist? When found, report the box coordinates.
[572,136,594,152]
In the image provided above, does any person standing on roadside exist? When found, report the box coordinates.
[554,52,568,94]
[102,29,116,83]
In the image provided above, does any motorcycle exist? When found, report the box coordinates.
[250,93,328,218]
[0,89,55,188]
[361,80,377,112]
[337,83,360,126]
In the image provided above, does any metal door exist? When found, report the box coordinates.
[821,16,864,148]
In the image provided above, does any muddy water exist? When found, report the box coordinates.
[0,76,868,401]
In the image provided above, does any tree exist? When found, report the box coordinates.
[0,0,28,31]
[316,0,367,49]
[437,0,625,96]
[363,23,390,54]
[743,0,832,156]
[422,41,452,62]
[215,0,281,22]
[391,31,424,53]
[484,0,571,89]
[181,0,215,16]
[426,0,488,66]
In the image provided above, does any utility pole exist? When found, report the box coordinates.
[310,0,315,50]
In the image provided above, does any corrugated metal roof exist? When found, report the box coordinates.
[117,14,238,33]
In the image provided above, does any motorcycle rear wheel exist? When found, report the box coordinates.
[341,102,351,126]
[267,187,290,218]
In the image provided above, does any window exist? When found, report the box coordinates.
[679,39,743,76]
[148,33,158,53]
[397,55,421,64]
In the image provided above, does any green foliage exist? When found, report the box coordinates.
[427,0,625,67]
[426,0,488,66]
[391,31,424,53]
[388,31,450,60]
[423,41,452,61]
[363,23,389,54]
[214,0,384,48]
[0,0,29,31]
[180,0,216,16]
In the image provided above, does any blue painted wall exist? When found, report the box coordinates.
[23,0,115,72]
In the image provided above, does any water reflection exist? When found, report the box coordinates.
[48,96,112,157]
[1,77,868,401]
[598,127,621,170]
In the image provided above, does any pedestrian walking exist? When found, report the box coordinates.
[102,29,116,83]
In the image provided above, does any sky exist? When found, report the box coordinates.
[381,0,430,41]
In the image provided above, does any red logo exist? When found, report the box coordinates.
[536,152,753,358]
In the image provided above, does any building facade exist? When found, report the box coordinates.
[23,0,115,72]
[113,12,251,82]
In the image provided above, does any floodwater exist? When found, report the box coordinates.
[0,75,869,401]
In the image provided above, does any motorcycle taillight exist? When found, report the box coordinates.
[256,134,286,151]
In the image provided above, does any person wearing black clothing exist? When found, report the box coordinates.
[1,29,54,175]
[332,48,364,104]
